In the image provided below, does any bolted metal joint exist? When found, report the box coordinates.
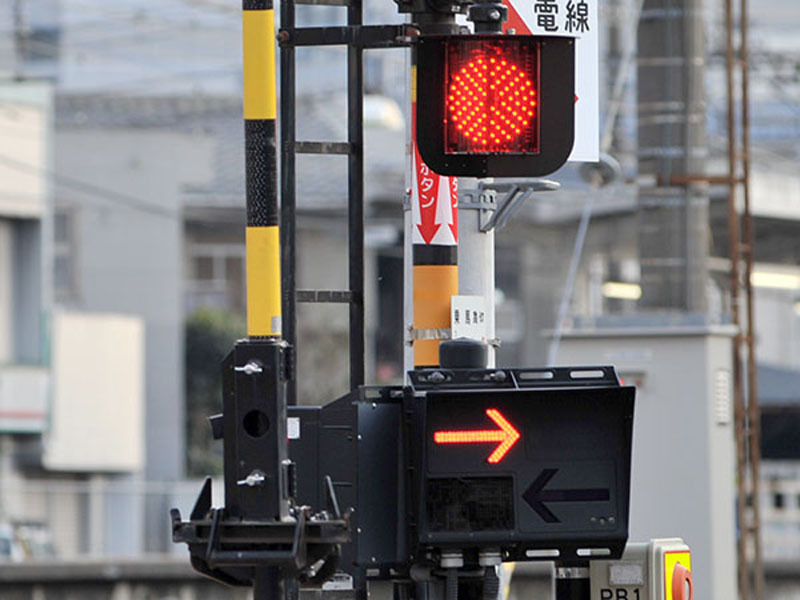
[237,469,267,487]
[478,549,502,567]
[467,2,508,33]
[440,550,464,568]
[234,361,263,375]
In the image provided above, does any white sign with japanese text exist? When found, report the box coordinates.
[451,295,488,342]
[504,0,599,162]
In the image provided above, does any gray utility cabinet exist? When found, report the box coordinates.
[555,326,737,600]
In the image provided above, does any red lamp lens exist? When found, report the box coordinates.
[444,39,540,155]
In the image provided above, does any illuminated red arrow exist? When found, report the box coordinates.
[433,408,520,464]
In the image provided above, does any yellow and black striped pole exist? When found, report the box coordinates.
[243,0,282,338]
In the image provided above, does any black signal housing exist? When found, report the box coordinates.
[416,34,575,177]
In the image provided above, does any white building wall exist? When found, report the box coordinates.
[750,264,800,370]
[0,220,12,363]
[45,311,145,472]
[0,82,49,219]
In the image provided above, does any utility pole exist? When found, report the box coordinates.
[405,2,461,372]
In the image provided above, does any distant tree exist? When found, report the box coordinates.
[185,309,245,477]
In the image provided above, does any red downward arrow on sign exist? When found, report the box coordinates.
[412,100,441,244]
[414,150,440,243]
[433,408,520,464]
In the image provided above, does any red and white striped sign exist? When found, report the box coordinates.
[411,102,458,246]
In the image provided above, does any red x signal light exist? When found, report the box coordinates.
[416,35,575,177]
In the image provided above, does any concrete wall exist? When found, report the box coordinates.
[54,128,212,483]
[0,220,12,363]
[54,127,213,552]
[0,558,249,600]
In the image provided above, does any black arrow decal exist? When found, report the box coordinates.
[522,468,611,523]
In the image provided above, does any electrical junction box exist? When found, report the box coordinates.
[590,538,692,600]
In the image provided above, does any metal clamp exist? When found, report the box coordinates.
[458,189,498,211]
[556,566,590,579]
[407,326,452,345]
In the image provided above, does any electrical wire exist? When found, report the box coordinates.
[1,3,241,95]
[7,30,239,73]
[0,151,179,220]
[0,0,237,38]
[0,0,238,68]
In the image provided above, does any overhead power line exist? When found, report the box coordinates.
[0,151,179,220]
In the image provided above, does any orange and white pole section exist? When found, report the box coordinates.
[242,0,282,338]
[410,60,459,367]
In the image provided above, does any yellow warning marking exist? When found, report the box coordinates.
[413,264,458,366]
[411,65,417,103]
[243,10,277,120]
[246,226,282,337]
[664,551,692,600]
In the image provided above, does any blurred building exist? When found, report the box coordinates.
[1,0,800,568]
[0,79,50,424]
[0,0,408,558]
[0,75,153,559]
[757,365,800,560]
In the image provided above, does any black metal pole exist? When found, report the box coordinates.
[555,564,591,600]
[348,0,365,390]
[254,567,284,600]
[280,0,298,404]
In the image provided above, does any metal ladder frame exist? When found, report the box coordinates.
[278,0,412,404]
[279,0,366,403]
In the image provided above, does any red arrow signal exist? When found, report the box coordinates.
[433,408,521,464]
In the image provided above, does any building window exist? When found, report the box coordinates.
[16,27,60,63]
[186,244,246,314]
[773,492,785,510]
[193,256,214,281]
[54,207,78,303]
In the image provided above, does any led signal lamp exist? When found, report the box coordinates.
[445,45,539,154]
[433,407,521,464]
[416,35,575,177]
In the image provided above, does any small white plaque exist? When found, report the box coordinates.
[451,295,487,342]
[287,417,301,440]
[609,563,644,586]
